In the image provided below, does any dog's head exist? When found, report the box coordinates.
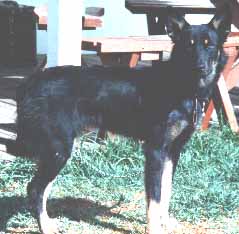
[166,5,231,99]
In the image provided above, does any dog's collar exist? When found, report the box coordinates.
[193,98,199,127]
[193,97,207,128]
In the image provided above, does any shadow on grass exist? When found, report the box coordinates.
[0,196,33,231]
[0,196,144,234]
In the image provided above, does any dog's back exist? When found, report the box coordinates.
[15,64,178,158]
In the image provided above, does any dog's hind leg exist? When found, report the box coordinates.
[27,138,73,234]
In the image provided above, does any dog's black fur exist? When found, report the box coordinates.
[11,5,231,234]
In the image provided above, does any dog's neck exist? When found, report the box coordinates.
[169,46,227,101]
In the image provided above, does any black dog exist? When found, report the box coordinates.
[12,5,231,234]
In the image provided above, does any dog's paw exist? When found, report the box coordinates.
[166,216,181,233]
[40,217,60,234]
[146,216,181,234]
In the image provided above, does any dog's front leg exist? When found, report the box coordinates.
[144,146,174,234]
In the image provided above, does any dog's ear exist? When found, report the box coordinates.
[208,4,231,41]
[165,7,189,42]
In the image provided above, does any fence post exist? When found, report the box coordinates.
[47,0,82,67]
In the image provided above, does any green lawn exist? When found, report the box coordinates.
[0,127,239,233]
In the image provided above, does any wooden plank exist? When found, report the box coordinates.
[35,5,103,30]
[201,100,214,130]
[82,35,173,53]
[126,0,215,8]
[125,0,216,14]
[217,75,239,132]
[82,34,239,53]
[83,16,103,29]
[224,33,239,48]
[226,63,239,91]
[100,38,172,53]
[38,16,102,30]
[129,53,140,67]
[85,7,104,17]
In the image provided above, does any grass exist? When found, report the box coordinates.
[0,126,239,233]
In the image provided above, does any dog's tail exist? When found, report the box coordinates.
[8,63,46,158]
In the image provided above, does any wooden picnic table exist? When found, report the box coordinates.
[125,0,239,132]
[125,0,216,34]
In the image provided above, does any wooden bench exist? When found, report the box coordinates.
[82,33,239,132]
[82,35,173,67]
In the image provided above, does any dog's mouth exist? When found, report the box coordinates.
[195,68,215,87]
[198,78,207,88]
[196,72,216,99]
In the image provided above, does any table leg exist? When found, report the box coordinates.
[217,74,239,132]
[202,47,239,132]
[147,13,167,35]
[147,13,167,63]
